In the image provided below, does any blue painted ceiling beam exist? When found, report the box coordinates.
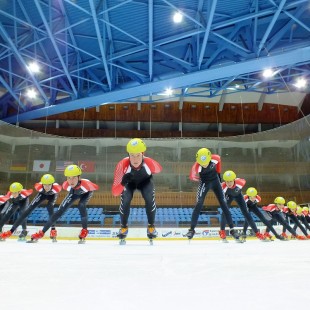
[0,22,49,103]
[89,0,111,90]
[257,0,287,56]
[34,0,78,99]
[3,46,309,123]
[0,75,26,110]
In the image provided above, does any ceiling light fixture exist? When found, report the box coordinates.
[173,12,183,23]
[262,68,274,78]
[27,62,40,73]
[294,78,307,89]
[26,88,37,99]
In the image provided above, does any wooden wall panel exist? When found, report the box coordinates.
[38,102,298,124]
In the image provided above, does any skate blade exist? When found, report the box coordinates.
[78,239,86,244]
[119,239,126,245]
[52,239,57,243]
[0,239,6,242]
[17,238,27,242]
[221,239,229,243]
[26,240,38,243]
[148,239,154,245]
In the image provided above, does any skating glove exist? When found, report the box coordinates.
[121,173,132,186]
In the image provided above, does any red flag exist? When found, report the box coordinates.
[78,161,95,173]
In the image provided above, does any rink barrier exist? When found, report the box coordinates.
[3,224,302,241]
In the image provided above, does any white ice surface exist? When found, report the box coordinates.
[0,239,309,310]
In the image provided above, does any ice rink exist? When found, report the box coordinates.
[0,238,309,310]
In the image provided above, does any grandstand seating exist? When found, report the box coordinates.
[23,206,259,227]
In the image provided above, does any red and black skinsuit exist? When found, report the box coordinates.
[293,210,310,234]
[263,204,299,237]
[0,189,33,232]
[282,206,309,237]
[242,195,282,238]
[188,155,235,231]
[112,156,162,227]
[220,178,260,234]
[7,182,62,234]
[39,179,98,234]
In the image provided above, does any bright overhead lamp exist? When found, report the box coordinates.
[262,68,274,78]
[163,88,173,96]
[26,88,37,99]
[294,78,307,89]
[27,62,40,73]
[173,12,183,23]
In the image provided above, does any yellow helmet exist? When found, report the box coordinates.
[246,187,257,197]
[274,197,285,205]
[296,206,303,215]
[126,138,147,154]
[64,164,82,177]
[41,174,55,185]
[223,170,237,182]
[302,206,309,212]
[10,182,23,193]
[287,201,297,210]
[196,148,211,166]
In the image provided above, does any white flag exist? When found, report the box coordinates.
[33,160,51,172]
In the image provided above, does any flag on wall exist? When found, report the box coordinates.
[78,161,95,173]
[10,161,27,171]
[33,160,51,172]
[56,161,74,172]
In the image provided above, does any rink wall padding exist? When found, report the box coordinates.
[3,225,297,241]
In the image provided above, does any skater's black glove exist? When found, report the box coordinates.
[121,173,132,186]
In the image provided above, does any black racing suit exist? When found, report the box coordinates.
[0,195,29,232]
[9,187,59,233]
[220,186,259,233]
[293,214,310,233]
[265,209,298,237]
[243,200,281,238]
[190,163,235,230]
[283,211,309,236]
[40,181,94,233]
[120,163,156,227]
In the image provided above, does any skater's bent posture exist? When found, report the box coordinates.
[112,138,162,241]
[186,148,240,241]
[281,201,310,239]
[0,182,33,240]
[263,197,306,240]
[242,187,284,240]
[220,171,266,241]
[30,165,98,242]
[0,174,62,241]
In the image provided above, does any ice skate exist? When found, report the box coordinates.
[78,228,88,244]
[117,225,128,245]
[219,230,229,243]
[230,229,243,243]
[185,229,195,242]
[27,230,44,243]
[264,232,274,241]
[0,230,12,241]
[281,232,289,240]
[18,230,28,242]
[295,235,307,240]
[275,234,286,241]
[256,232,269,242]
[147,224,158,245]
[240,234,247,242]
[50,229,57,243]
